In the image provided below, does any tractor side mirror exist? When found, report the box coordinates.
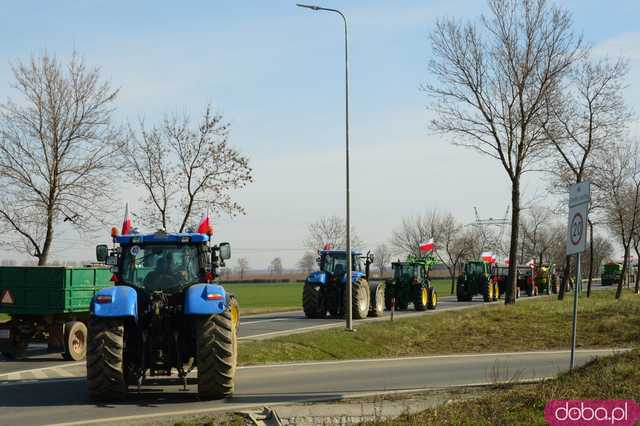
[218,242,231,260]
[96,245,108,262]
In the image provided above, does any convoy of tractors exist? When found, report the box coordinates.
[0,222,617,402]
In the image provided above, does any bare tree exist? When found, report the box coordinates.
[519,205,560,265]
[434,214,474,294]
[297,252,316,275]
[0,52,122,265]
[544,56,630,299]
[391,211,441,257]
[269,257,283,276]
[124,105,253,232]
[595,141,640,299]
[585,234,613,296]
[304,215,363,251]
[236,257,249,280]
[373,243,392,277]
[424,0,582,303]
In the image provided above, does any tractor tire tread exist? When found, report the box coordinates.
[197,304,237,400]
[86,318,127,401]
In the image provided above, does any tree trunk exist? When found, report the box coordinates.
[38,210,55,266]
[505,179,520,305]
[616,245,629,299]
[587,220,594,298]
[450,266,456,295]
[558,256,570,300]
[634,245,640,294]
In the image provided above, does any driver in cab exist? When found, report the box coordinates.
[144,256,180,291]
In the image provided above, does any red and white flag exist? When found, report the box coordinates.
[491,254,497,264]
[419,239,434,252]
[481,252,493,263]
[197,211,214,236]
[504,258,510,266]
[121,203,132,235]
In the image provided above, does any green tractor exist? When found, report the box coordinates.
[456,261,499,302]
[601,262,623,286]
[533,264,553,295]
[385,256,438,311]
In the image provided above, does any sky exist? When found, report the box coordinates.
[1,0,639,269]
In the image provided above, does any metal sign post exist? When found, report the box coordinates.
[566,181,590,371]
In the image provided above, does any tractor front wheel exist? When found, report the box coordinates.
[414,287,428,311]
[302,282,324,319]
[368,282,385,317]
[196,300,238,400]
[492,282,499,301]
[482,278,491,302]
[427,287,438,310]
[350,279,370,319]
[456,282,465,302]
[87,317,127,401]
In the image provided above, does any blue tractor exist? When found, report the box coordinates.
[88,229,237,401]
[302,250,384,319]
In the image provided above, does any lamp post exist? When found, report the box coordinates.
[296,3,353,331]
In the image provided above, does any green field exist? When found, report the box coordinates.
[223,282,303,315]
[238,290,639,365]
[0,313,8,323]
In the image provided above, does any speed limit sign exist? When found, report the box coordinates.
[566,182,590,255]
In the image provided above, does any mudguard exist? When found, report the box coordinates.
[340,271,365,284]
[91,286,138,320]
[306,271,328,285]
[184,283,227,315]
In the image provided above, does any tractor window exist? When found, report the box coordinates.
[322,253,362,275]
[466,263,484,275]
[120,244,201,292]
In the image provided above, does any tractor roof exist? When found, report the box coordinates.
[319,249,362,256]
[115,232,209,245]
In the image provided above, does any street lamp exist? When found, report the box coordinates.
[296,3,354,331]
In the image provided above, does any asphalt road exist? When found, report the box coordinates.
[0,349,623,426]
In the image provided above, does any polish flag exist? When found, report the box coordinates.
[197,211,214,236]
[419,239,434,252]
[481,252,493,263]
[491,254,497,264]
[121,203,132,235]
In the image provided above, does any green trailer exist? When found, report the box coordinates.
[0,266,112,360]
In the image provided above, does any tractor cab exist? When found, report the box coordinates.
[464,261,490,279]
[317,250,365,281]
[98,231,230,295]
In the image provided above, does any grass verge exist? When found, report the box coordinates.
[238,290,639,365]
[365,348,640,425]
[0,313,8,323]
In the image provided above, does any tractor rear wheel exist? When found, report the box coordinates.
[87,318,127,401]
[368,282,385,317]
[427,287,438,310]
[302,282,324,319]
[63,321,87,361]
[414,287,428,311]
[482,277,491,302]
[350,279,370,319]
[196,300,237,400]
